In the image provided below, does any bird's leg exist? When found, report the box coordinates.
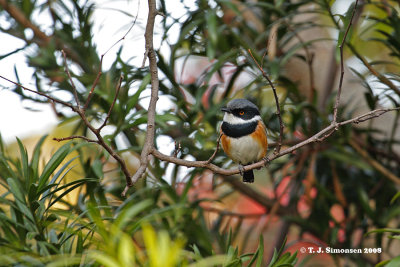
[238,164,245,176]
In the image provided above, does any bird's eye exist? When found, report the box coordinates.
[239,110,245,115]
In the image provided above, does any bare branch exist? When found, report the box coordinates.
[248,49,284,153]
[332,0,359,122]
[203,207,266,218]
[53,135,98,143]
[172,141,181,158]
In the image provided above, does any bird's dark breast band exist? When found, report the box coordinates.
[221,121,258,138]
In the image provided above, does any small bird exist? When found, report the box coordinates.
[220,99,268,183]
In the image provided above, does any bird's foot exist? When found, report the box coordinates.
[238,164,245,176]
[262,156,270,166]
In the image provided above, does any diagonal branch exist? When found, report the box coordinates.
[349,45,400,97]
[0,75,74,109]
[148,107,400,183]
[0,0,50,45]
[349,139,400,184]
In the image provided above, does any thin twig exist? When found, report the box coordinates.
[332,0,359,122]
[331,161,347,206]
[84,1,140,111]
[141,48,149,68]
[97,75,123,132]
[172,141,181,157]
[284,21,316,101]
[74,106,133,186]
[53,135,98,143]
[84,58,103,111]
[62,50,81,107]
[222,175,276,209]
[248,49,284,153]
[203,207,266,218]
[206,134,222,164]
[262,26,277,68]
[0,75,74,109]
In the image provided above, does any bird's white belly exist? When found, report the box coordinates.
[228,135,263,164]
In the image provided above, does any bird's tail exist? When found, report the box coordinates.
[243,170,254,183]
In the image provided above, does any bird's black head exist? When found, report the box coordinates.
[221,99,260,121]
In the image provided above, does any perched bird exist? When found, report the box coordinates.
[220,99,268,182]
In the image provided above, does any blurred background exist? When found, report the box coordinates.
[0,0,399,266]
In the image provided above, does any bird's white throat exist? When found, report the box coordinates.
[223,113,261,125]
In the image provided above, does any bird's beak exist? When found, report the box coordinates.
[221,107,230,113]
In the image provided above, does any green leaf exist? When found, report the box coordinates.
[385,255,400,267]
[267,237,297,267]
[92,159,104,178]
[28,183,38,202]
[357,187,375,218]
[46,178,97,210]
[118,233,135,267]
[31,135,48,181]
[38,143,71,192]
[16,138,30,185]
[188,255,228,267]
[88,251,120,267]
[390,191,400,204]
[206,10,218,47]
[126,73,151,111]
[256,235,264,267]
[322,150,371,170]
[7,178,25,204]
[45,156,79,191]
[366,228,400,235]
[114,199,153,230]
[337,2,356,46]
[46,256,83,267]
